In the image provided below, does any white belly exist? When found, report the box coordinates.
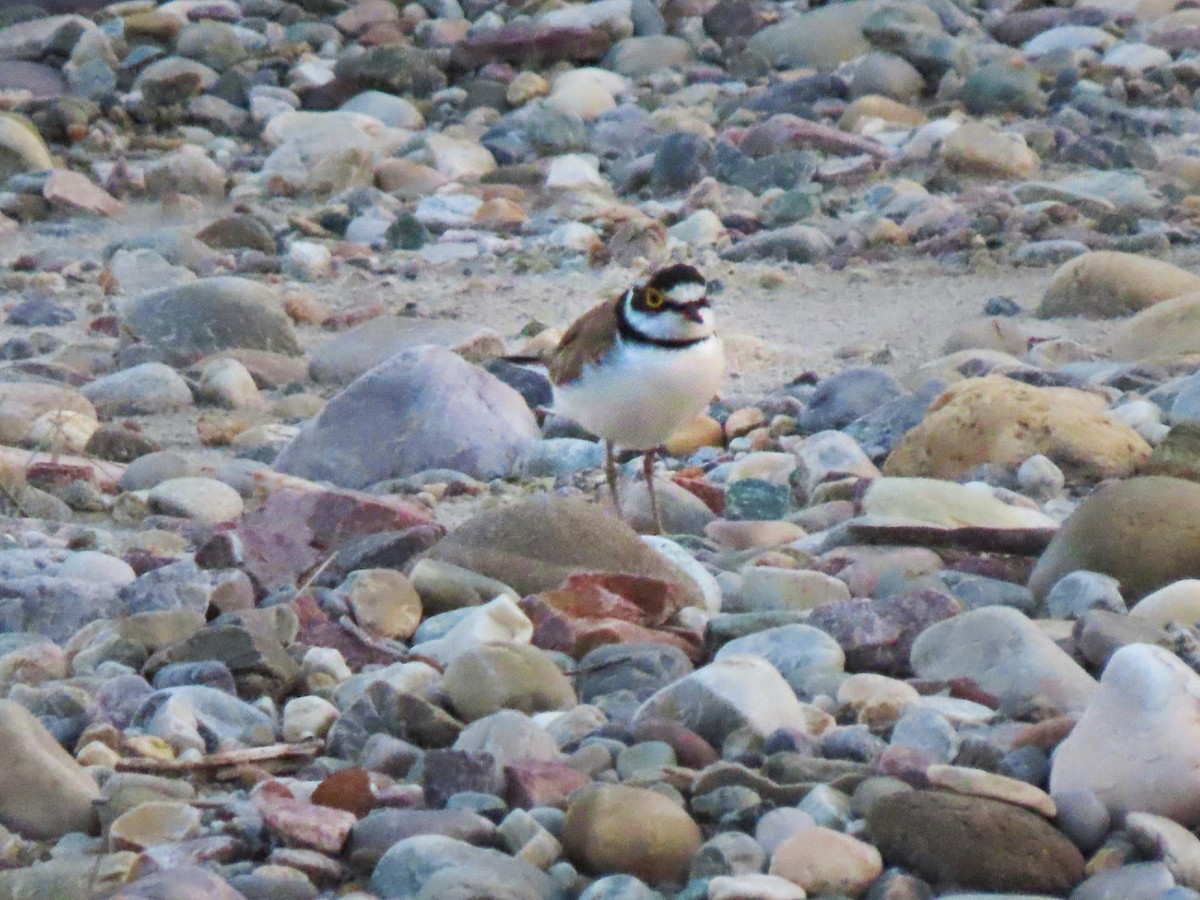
[553,337,724,450]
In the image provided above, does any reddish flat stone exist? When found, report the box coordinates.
[43,169,126,217]
[519,595,701,661]
[238,486,440,591]
[504,759,591,810]
[254,781,357,853]
[672,475,725,515]
[450,23,610,69]
[312,767,374,818]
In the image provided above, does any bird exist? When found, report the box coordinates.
[547,263,724,533]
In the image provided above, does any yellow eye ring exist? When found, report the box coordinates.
[645,288,665,309]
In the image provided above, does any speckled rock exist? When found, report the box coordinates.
[883,376,1150,482]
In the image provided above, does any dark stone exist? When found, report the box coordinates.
[650,132,714,194]
[866,790,1084,894]
[334,44,447,97]
[575,642,695,703]
[450,24,611,70]
[315,526,446,587]
[798,367,905,433]
[6,296,75,326]
[723,478,790,521]
[484,359,553,412]
[422,750,502,809]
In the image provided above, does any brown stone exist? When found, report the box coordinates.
[866,790,1084,894]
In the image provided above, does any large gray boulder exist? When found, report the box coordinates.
[274,345,539,487]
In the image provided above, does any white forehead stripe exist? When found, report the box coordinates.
[666,282,706,303]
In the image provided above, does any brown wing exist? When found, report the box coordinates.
[548,297,620,386]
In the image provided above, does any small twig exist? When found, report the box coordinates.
[114,741,322,775]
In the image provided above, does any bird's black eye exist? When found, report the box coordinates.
[644,288,665,309]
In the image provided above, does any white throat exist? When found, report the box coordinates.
[621,290,715,343]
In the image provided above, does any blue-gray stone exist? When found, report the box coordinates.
[1044,570,1126,620]
[370,835,556,899]
[576,642,694,703]
[944,572,1038,616]
[0,576,125,642]
[1069,862,1175,900]
[800,367,905,433]
[714,624,844,693]
[579,874,661,900]
[131,685,276,752]
[274,346,539,487]
[843,378,943,461]
[890,708,959,763]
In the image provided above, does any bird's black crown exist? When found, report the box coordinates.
[646,263,705,294]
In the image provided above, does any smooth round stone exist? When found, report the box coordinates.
[754,807,818,855]
[911,606,1097,715]
[1050,644,1200,826]
[108,800,201,851]
[547,70,617,120]
[941,123,1039,178]
[407,596,533,668]
[27,409,98,453]
[120,277,300,366]
[82,362,194,416]
[768,826,883,898]
[577,874,658,900]
[1044,570,1126,619]
[562,784,702,885]
[454,710,560,767]
[338,569,422,641]
[850,51,924,101]
[605,34,692,77]
[340,90,424,129]
[867,791,1083,895]
[148,476,244,524]
[370,834,555,898]
[734,567,851,613]
[799,367,904,433]
[58,551,136,585]
[1053,788,1111,853]
[961,61,1045,115]
[796,785,851,831]
[0,698,99,839]
[143,145,226,200]
[1070,862,1176,900]
[1029,477,1200,602]
[708,873,807,900]
[442,641,576,721]
[282,695,339,742]
[715,624,845,687]
[1038,252,1200,320]
[199,357,263,409]
[1017,454,1065,499]
[1130,580,1200,628]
